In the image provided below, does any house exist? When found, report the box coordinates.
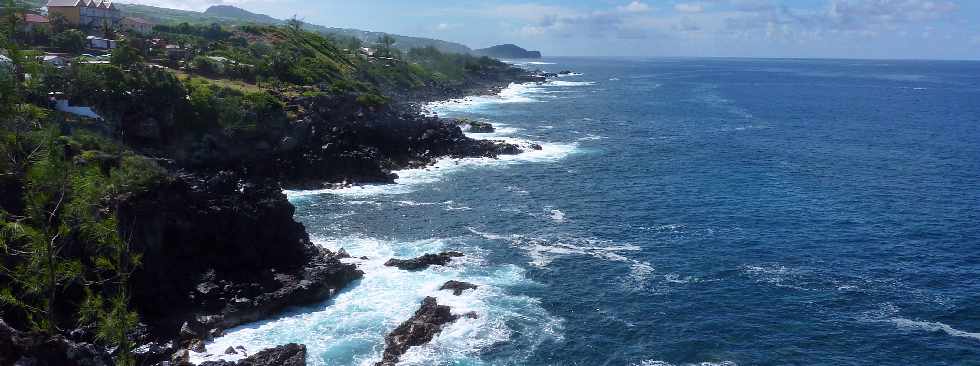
[120,17,153,34]
[49,92,103,120]
[20,13,51,32]
[46,0,122,27]
[86,36,117,50]
[40,54,69,67]
[165,44,187,58]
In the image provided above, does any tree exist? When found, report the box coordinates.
[48,13,70,34]
[52,29,86,53]
[110,41,142,68]
[346,36,363,53]
[0,128,80,334]
[100,19,115,40]
[376,34,396,58]
[286,15,303,33]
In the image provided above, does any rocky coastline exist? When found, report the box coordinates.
[0,49,554,364]
[135,74,537,365]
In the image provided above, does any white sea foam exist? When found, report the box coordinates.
[549,209,566,223]
[742,264,808,290]
[468,228,654,281]
[191,235,562,366]
[547,80,597,87]
[889,318,980,342]
[577,133,607,141]
[424,83,542,116]
[635,361,738,366]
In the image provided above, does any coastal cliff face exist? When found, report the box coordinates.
[118,173,363,344]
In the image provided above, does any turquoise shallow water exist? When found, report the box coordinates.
[195,58,980,366]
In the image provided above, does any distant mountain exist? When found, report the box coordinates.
[115,4,472,55]
[473,44,542,59]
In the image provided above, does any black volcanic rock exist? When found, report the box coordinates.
[453,119,495,133]
[279,94,523,189]
[384,252,464,271]
[474,44,542,59]
[0,319,113,366]
[199,343,306,366]
[439,280,478,295]
[118,173,363,344]
[375,297,459,366]
[240,343,306,366]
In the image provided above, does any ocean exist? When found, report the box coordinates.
[193,58,980,365]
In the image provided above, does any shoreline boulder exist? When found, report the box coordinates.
[384,252,464,271]
[375,297,459,366]
[439,281,478,295]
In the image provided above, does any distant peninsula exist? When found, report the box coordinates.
[474,44,542,59]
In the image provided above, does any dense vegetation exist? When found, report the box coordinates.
[2,5,162,364]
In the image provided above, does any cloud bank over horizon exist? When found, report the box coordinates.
[116,0,980,59]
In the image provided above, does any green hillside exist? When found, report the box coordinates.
[115,4,473,54]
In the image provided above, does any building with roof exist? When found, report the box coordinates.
[20,13,51,32]
[120,16,154,34]
[40,54,69,67]
[86,36,117,50]
[46,0,122,27]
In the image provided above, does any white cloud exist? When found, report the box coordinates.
[434,22,459,31]
[674,3,704,13]
[619,1,653,13]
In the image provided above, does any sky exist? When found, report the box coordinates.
[117,0,980,60]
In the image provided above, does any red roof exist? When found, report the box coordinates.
[23,14,50,23]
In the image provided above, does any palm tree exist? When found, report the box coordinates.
[101,19,115,39]
[376,34,396,58]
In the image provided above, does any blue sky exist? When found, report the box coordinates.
[120,0,980,59]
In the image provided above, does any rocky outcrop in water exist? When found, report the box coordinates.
[439,280,478,296]
[375,297,460,366]
[117,172,363,353]
[384,252,464,271]
[452,119,495,133]
[199,343,307,366]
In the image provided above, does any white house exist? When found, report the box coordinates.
[41,54,69,67]
[50,93,103,120]
[86,36,118,50]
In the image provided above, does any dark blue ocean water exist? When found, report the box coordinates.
[197,58,980,366]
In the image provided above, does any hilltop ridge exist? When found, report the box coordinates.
[115,4,473,54]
